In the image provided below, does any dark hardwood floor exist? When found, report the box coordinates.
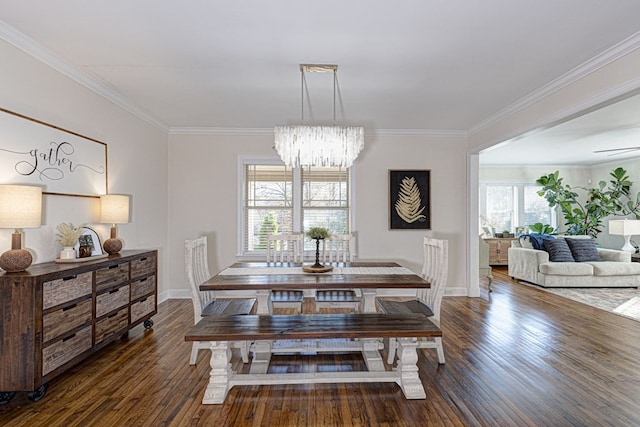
[2,267,640,426]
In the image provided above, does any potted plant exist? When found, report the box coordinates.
[537,167,640,237]
[56,223,83,259]
[306,227,330,269]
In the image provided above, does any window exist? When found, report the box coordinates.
[480,183,555,234]
[240,156,353,256]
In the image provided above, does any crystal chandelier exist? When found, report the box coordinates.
[274,64,364,168]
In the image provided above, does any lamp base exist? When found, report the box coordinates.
[0,249,33,272]
[103,238,123,255]
[622,236,636,253]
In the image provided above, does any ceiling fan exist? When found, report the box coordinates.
[593,147,640,156]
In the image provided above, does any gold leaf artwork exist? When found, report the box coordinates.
[395,177,427,223]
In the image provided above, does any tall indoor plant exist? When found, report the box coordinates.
[536,167,640,237]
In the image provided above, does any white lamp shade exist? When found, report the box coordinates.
[0,185,42,228]
[100,194,130,224]
[609,219,640,236]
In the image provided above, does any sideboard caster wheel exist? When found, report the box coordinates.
[144,319,154,329]
[27,384,47,402]
[0,392,15,405]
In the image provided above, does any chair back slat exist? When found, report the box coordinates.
[185,236,216,323]
[266,234,303,262]
[417,237,448,322]
[323,234,354,263]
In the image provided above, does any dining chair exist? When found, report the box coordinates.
[315,234,359,312]
[185,236,255,365]
[266,233,305,311]
[377,237,448,364]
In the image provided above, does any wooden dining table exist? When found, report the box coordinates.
[200,261,430,315]
[199,261,431,374]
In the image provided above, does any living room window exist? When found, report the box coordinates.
[480,183,556,234]
[239,156,353,257]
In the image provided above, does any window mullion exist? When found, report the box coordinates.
[292,167,302,233]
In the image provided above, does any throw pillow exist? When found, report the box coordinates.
[543,238,575,262]
[527,233,555,250]
[565,238,601,262]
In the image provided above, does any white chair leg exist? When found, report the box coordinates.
[190,341,200,365]
[386,337,398,364]
[435,337,445,364]
[240,341,250,363]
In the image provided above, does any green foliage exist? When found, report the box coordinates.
[536,167,640,237]
[306,227,330,240]
[528,222,556,234]
[257,213,278,249]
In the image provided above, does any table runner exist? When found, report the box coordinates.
[219,266,416,276]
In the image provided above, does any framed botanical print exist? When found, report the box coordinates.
[389,169,431,230]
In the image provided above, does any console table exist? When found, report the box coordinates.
[0,249,157,404]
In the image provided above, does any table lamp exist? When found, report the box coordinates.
[100,194,130,255]
[0,184,42,272]
[609,219,640,253]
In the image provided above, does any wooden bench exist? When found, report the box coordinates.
[185,313,442,404]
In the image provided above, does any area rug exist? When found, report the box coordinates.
[520,282,640,322]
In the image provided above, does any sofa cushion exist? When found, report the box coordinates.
[565,238,601,262]
[539,262,594,276]
[589,262,640,276]
[543,238,575,262]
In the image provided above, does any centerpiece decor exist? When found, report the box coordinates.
[56,223,83,259]
[302,227,333,273]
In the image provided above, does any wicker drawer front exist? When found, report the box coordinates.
[43,299,92,343]
[95,307,129,344]
[131,254,156,279]
[131,275,155,300]
[95,262,129,293]
[131,294,156,323]
[96,285,130,318]
[42,326,92,375]
[43,272,92,310]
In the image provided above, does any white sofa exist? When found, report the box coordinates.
[508,239,640,288]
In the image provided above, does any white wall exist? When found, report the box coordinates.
[167,132,469,298]
[0,39,169,292]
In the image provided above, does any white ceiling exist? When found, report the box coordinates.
[2,1,640,164]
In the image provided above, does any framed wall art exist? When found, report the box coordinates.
[389,169,431,230]
[0,107,108,198]
[74,226,103,257]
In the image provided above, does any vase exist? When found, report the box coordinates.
[311,238,324,268]
[60,247,76,260]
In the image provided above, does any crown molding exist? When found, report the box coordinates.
[469,30,640,137]
[169,126,468,137]
[0,20,169,133]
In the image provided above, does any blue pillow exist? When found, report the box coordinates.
[525,233,555,250]
[565,238,601,262]
[543,238,575,262]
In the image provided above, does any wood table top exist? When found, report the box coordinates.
[200,261,430,291]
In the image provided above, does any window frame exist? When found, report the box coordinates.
[237,155,356,260]
[480,181,557,234]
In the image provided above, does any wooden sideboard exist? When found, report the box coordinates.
[483,237,517,265]
[0,249,157,404]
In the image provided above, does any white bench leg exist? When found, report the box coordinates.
[255,290,273,314]
[202,341,232,404]
[360,289,377,313]
[386,337,398,364]
[250,340,273,374]
[361,339,385,372]
[396,338,426,399]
